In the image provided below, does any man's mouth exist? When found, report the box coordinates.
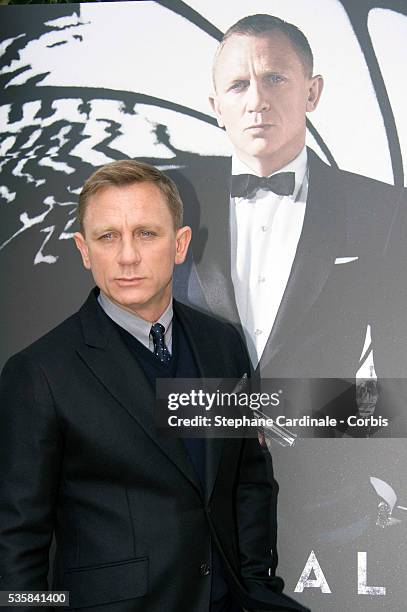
[116,277,145,284]
[246,123,272,131]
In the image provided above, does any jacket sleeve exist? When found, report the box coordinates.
[236,435,282,586]
[226,324,282,586]
[0,352,63,592]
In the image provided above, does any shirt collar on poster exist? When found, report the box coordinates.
[231,145,308,202]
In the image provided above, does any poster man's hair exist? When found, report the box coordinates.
[213,14,314,84]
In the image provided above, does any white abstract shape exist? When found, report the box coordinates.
[44,13,82,30]
[34,226,58,265]
[20,128,42,150]
[59,215,77,240]
[369,9,407,186]
[59,3,215,115]
[0,200,53,250]
[45,98,88,125]
[2,101,42,133]
[69,118,116,166]
[50,124,72,149]
[156,164,184,172]
[13,157,38,184]
[370,476,397,511]
[356,325,375,380]
[0,104,11,126]
[2,3,215,115]
[111,104,230,158]
[0,34,25,57]
[38,157,75,174]
[67,185,81,195]
[357,552,386,595]
[294,550,331,593]
[3,24,87,86]
[334,257,359,264]
[0,136,17,157]
[0,185,16,203]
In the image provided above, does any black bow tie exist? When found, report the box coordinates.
[230,172,295,199]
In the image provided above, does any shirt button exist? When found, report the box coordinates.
[261,225,268,232]
[200,562,211,576]
[258,276,266,283]
[254,329,263,336]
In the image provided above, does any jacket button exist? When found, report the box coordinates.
[200,562,211,576]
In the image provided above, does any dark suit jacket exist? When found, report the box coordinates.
[173,147,407,427]
[0,289,308,612]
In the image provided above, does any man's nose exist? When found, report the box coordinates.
[246,81,270,113]
[117,237,141,265]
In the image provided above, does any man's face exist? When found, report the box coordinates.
[210,32,323,175]
[74,182,191,321]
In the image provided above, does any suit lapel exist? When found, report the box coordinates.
[174,301,225,503]
[76,291,202,494]
[192,158,240,325]
[259,150,345,370]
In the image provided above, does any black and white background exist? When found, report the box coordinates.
[2,1,407,609]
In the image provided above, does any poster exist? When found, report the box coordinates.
[1,1,407,609]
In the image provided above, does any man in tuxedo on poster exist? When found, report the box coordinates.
[176,13,407,432]
[169,15,407,604]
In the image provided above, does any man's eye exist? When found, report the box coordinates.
[267,74,284,84]
[230,80,248,92]
[140,230,155,238]
[100,232,114,241]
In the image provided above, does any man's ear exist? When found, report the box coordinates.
[306,75,324,112]
[174,226,192,265]
[74,232,91,269]
[209,93,225,128]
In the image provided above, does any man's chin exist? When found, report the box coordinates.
[238,141,278,161]
[106,288,148,312]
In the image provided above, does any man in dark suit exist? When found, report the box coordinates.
[0,160,308,612]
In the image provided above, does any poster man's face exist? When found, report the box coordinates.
[210,32,323,175]
[74,182,191,321]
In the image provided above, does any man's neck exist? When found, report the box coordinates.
[98,291,174,351]
[99,291,172,324]
[236,145,306,177]
[233,146,307,184]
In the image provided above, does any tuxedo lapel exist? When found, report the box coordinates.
[192,158,240,325]
[259,150,345,370]
[76,291,202,494]
[174,301,225,503]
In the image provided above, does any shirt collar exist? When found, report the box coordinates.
[231,146,307,200]
[97,291,173,347]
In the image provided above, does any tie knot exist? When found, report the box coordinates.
[150,322,165,340]
[150,323,171,364]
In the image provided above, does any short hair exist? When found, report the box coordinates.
[213,14,314,86]
[78,160,183,233]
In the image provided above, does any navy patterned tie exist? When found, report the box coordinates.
[150,323,171,365]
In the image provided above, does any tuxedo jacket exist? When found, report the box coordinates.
[173,148,407,424]
[0,289,308,612]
